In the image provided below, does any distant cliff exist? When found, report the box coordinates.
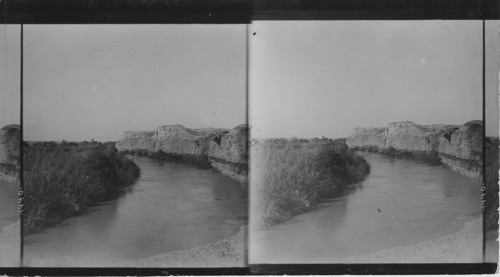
[208,125,248,182]
[438,121,483,178]
[116,124,248,182]
[0,125,20,182]
[346,121,483,178]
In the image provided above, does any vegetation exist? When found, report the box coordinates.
[23,141,140,234]
[485,137,499,231]
[351,145,441,165]
[252,138,370,227]
[120,148,211,168]
[0,163,19,177]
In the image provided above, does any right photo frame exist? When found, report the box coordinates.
[249,20,499,265]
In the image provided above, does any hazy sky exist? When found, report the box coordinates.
[486,20,500,137]
[0,25,21,127]
[250,21,487,139]
[24,25,247,141]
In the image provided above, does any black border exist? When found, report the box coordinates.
[0,264,497,275]
[0,0,499,24]
[251,264,498,275]
[252,0,498,20]
[1,0,252,24]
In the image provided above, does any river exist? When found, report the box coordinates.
[250,153,482,263]
[0,179,18,228]
[24,156,247,267]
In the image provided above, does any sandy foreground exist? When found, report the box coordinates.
[0,218,494,267]
[0,221,20,267]
[115,226,246,267]
[337,217,487,263]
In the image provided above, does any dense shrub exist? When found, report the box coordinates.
[252,139,370,227]
[485,137,499,231]
[351,145,441,165]
[23,142,140,234]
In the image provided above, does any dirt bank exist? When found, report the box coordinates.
[337,217,483,263]
[116,226,246,267]
[0,221,20,266]
[0,172,18,185]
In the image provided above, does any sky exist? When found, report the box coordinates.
[250,21,490,139]
[486,20,500,137]
[0,25,21,127]
[24,25,247,141]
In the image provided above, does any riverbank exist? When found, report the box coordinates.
[23,141,140,234]
[350,145,442,165]
[116,124,249,183]
[347,121,498,232]
[337,217,482,263]
[0,221,20,266]
[249,153,482,264]
[116,226,246,267]
[24,154,246,267]
[485,136,499,231]
[0,173,18,185]
[346,121,482,178]
[352,140,498,232]
[251,138,370,227]
[0,124,20,185]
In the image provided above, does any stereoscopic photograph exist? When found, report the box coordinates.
[22,25,248,267]
[249,20,498,264]
[0,25,21,267]
[0,17,497,273]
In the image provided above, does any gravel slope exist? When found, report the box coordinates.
[0,221,20,267]
[337,217,484,263]
[116,226,246,267]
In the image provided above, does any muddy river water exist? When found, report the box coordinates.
[24,156,247,267]
[250,153,482,263]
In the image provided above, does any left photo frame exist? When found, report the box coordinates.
[21,24,248,268]
[0,24,22,267]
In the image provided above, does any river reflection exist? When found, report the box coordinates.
[24,156,247,267]
[250,153,482,263]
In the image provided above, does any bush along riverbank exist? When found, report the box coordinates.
[485,137,499,231]
[23,141,140,234]
[120,149,211,169]
[349,145,442,165]
[252,138,371,228]
[0,125,20,183]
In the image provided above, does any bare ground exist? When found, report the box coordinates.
[337,217,485,263]
[116,226,246,267]
[0,221,20,267]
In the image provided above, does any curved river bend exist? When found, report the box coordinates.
[24,156,247,267]
[250,153,482,263]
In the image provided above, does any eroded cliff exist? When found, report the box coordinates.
[0,125,20,182]
[208,124,248,183]
[116,130,156,152]
[346,121,483,178]
[438,121,483,178]
[116,124,248,182]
